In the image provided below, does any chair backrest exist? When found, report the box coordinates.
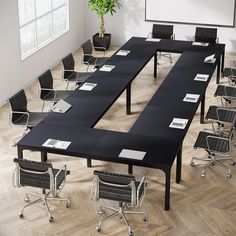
[82,40,93,63]
[38,70,54,99]
[152,24,174,39]
[195,27,217,43]
[8,89,28,123]
[92,170,136,205]
[62,53,75,71]
[13,158,53,190]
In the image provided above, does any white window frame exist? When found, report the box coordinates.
[18,0,69,60]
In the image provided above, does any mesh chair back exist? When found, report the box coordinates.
[195,27,217,43]
[13,158,53,189]
[38,70,54,99]
[152,24,173,39]
[62,53,75,71]
[8,89,28,123]
[82,40,93,63]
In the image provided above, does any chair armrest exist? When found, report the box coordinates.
[171,34,175,40]
[9,111,30,126]
[12,167,20,187]
[147,32,152,38]
[54,164,68,194]
[94,47,106,57]
[91,178,99,201]
[136,177,146,207]
[206,135,231,155]
[39,88,57,102]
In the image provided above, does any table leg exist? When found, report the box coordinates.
[41,152,47,162]
[176,145,182,183]
[87,159,92,167]
[200,93,205,124]
[128,165,133,174]
[164,169,171,210]
[126,83,131,115]
[154,53,157,78]
[221,49,225,73]
[17,146,24,159]
[216,56,221,84]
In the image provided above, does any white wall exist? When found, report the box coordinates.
[0,0,85,106]
[85,0,236,53]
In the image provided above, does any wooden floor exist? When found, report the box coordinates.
[1,48,236,236]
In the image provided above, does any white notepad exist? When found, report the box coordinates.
[99,65,115,72]
[169,118,188,129]
[51,99,72,113]
[183,93,200,103]
[79,83,97,91]
[116,50,130,56]
[204,54,216,63]
[145,38,161,42]
[192,42,209,46]
[42,139,71,149]
[119,149,146,160]
[194,74,209,82]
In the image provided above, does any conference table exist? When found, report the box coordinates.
[17,37,225,210]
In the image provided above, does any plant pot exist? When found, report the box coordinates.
[92,33,111,51]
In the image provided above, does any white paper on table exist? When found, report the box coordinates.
[79,83,97,91]
[145,38,161,42]
[42,139,71,149]
[183,93,200,103]
[169,118,188,129]
[204,54,216,63]
[194,74,209,82]
[192,42,209,46]
[116,50,130,56]
[99,65,115,72]
[119,149,146,160]
[51,99,72,113]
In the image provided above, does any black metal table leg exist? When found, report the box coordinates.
[17,146,24,159]
[176,145,182,183]
[216,56,221,84]
[128,165,133,174]
[200,94,205,124]
[164,168,171,210]
[154,53,157,78]
[87,159,92,167]
[221,49,225,73]
[41,152,47,162]
[126,82,131,115]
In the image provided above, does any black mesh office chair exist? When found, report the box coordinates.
[214,85,236,107]
[8,89,48,145]
[149,24,174,63]
[13,158,71,222]
[190,114,236,178]
[61,53,93,89]
[194,27,218,43]
[38,70,72,111]
[222,67,236,85]
[81,39,109,68]
[91,170,148,236]
[205,106,236,135]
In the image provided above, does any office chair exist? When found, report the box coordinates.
[12,158,71,222]
[61,53,93,89]
[214,85,236,107]
[8,89,48,145]
[222,67,236,85]
[91,170,148,236]
[194,27,218,43]
[148,24,175,63]
[81,39,109,69]
[38,70,72,111]
[190,114,236,178]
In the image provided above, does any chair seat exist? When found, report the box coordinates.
[222,67,236,78]
[86,57,109,67]
[214,85,236,97]
[41,90,71,102]
[206,106,236,124]
[194,131,229,153]
[20,168,69,189]
[64,71,92,83]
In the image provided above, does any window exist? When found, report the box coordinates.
[18,0,69,59]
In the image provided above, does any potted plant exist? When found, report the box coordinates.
[88,0,121,51]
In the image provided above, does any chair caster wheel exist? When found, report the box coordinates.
[96,224,101,232]
[143,214,148,221]
[66,202,71,208]
[24,198,29,203]
[190,161,195,167]
[49,216,54,223]
[201,172,205,178]
[19,212,23,218]
[129,230,134,236]
[227,173,232,178]
[231,161,235,166]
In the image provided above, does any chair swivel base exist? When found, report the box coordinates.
[190,155,235,178]
[96,204,148,236]
[19,191,71,222]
